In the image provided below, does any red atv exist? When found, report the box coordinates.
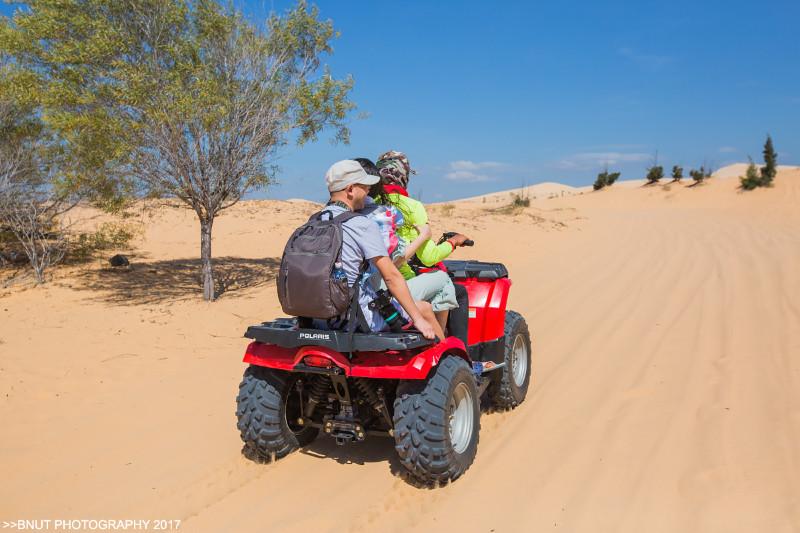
[236,259,532,484]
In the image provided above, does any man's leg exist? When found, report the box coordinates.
[448,283,469,346]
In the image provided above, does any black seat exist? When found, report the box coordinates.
[443,260,508,280]
[244,318,433,352]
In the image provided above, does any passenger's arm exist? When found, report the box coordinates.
[414,238,456,266]
[372,256,436,339]
[403,224,432,262]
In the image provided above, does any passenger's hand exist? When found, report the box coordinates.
[413,316,437,340]
[414,224,432,241]
[447,233,471,247]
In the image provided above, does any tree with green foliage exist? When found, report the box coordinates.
[671,165,683,182]
[740,159,761,190]
[760,135,777,186]
[2,0,355,300]
[645,165,663,184]
[0,53,79,282]
[593,169,621,190]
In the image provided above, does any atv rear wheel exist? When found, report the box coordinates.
[236,365,319,463]
[488,310,532,410]
[393,355,480,484]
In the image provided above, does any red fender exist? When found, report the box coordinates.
[243,336,469,380]
[459,277,511,345]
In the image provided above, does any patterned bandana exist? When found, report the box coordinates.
[376,150,416,188]
[376,159,409,188]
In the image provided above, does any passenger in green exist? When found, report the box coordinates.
[374,151,472,346]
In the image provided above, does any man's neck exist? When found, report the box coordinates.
[328,197,353,210]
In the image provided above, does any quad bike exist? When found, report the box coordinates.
[236,252,532,484]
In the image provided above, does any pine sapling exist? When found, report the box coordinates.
[760,135,777,186]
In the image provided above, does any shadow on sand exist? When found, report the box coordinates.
[75,256,280,304]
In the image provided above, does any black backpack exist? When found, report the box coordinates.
[277,209,363,319]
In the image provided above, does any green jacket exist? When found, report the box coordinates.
[383,193,454,280]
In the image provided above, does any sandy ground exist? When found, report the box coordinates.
[1,166,799,532]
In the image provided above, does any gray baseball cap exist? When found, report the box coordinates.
[325,159,380,192]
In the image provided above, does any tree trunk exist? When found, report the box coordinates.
[200,217,215,301]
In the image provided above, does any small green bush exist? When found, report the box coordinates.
[70,222,138,261]
[690,167,708,184]
[740,160,761,190]
[512,193,530,207]
[646,165,664,184]
[593,170,621,190]
[739,136,777,190]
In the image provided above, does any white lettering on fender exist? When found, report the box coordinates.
[299,332,331,340]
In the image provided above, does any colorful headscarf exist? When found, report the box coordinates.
[376,150,416,188]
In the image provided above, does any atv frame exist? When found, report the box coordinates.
[236,260,531,484]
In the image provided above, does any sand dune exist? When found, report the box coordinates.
[1,168,799,532]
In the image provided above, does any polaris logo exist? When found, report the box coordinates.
[299,332,331,340]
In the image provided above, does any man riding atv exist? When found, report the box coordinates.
[236,158,532,485]
[317,159,440,338]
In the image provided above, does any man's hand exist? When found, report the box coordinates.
[447,233,471,247]
[413,315,437,340]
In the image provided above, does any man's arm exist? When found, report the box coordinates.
[372,256,436,339]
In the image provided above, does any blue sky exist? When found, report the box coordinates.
[245,0,799,201]
[4,1,799,201]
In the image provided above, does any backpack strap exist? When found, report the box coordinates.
[345,264,371,358]
[310,209,364,223]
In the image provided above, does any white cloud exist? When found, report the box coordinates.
[444,160,507,181]
[555,152,651,170]
[449,160,508,171]
[444,170,492,182]
[718,146,737,153]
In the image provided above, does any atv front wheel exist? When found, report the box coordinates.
[488,310,532,410]
[393,355,480,484]
[236,365,319,463]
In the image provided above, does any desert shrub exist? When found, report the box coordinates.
[439,203,455,217]
[671,165,683,181]
[594,170,621,190]
[70,222,139,261]
[646,165,664,184]
[738,135,777,191]
[486,193,529,215]
[740,160,761,190]
[512,193,530,207]
[690,166,708,184]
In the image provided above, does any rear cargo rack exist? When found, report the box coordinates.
[244,318,434,352]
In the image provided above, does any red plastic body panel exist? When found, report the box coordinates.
[243,336,468,380]
[458,277,511,345]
